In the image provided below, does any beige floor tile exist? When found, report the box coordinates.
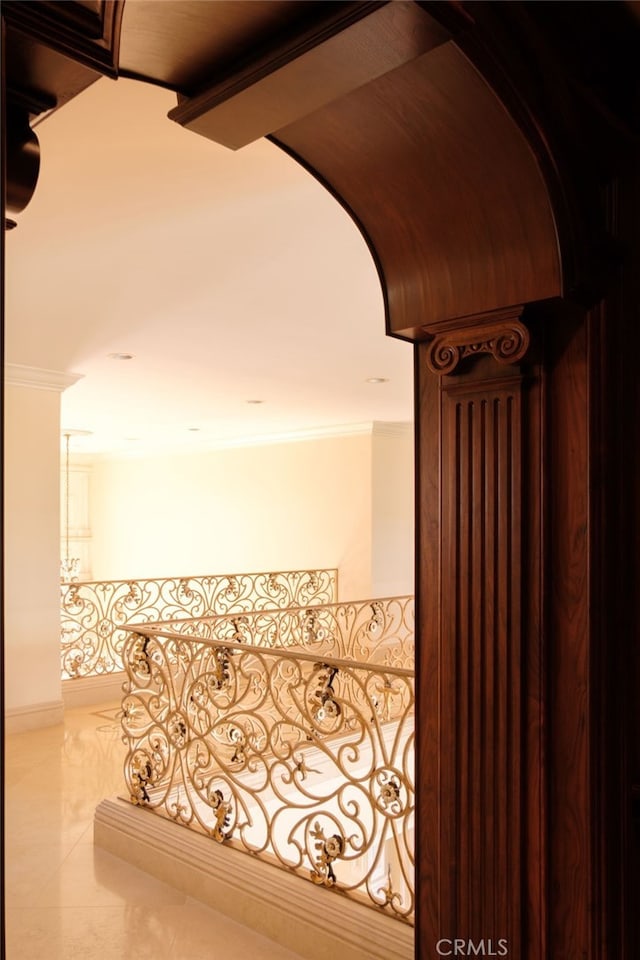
[4,701,306,960]
[36,844,189,909]
[5,905,179,960]
[5,844,71,906]
[166,899,308,960]
[7,815,90,852]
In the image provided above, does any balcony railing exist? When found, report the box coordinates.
[60,568,337,680]
[120,596,415,923]
[144,596,414,669]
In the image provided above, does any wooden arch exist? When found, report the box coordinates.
[4,2,639,958]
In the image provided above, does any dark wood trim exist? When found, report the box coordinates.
[4,101,40,216]
[275,37,561,341]
[169,1,448,150]
[4,83,56,118]
[544,300,592,958]
[414,344,442,950]
[2,0,124,77]
[418,1,639,309]
[169,1,386,123]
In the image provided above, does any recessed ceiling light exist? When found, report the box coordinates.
[365,377,389,384]
[247,399,264,404]
[107,352,134,360]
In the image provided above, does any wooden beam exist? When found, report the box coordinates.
[169,2,448,150]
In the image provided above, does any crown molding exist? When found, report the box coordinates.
[4,363,83,392]
[372,421,413,439]
[74,422,415,461]
[89,422,378,460]
[222,421,378,449]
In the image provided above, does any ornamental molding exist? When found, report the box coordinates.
[4,363,83,392]
[422,305,529,375]
[371,421,413,440]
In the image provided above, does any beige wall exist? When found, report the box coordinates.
[4,381,64,724]
[371,424,414,598]
[3,409,413,728]
[89,432,376,601]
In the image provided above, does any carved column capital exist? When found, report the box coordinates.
[422,305,529,375]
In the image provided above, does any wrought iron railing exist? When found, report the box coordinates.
[120,596,415,922]
[60,569,337,680]
[143,596,414,669]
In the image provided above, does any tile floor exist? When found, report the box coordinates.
[4,702,307,960]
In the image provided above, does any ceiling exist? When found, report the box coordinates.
[5,75,414,456]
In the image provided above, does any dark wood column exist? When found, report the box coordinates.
[416,306,543,958]
[417,269,640,959]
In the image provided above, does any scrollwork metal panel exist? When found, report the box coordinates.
[151,595,414,672]
[120,598,415,923]
[61,569,337,679]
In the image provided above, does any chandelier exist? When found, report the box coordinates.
[60,431,80,582]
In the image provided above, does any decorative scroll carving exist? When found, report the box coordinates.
[423,306,529,375]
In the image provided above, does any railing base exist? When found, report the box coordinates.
[94,797,414,960]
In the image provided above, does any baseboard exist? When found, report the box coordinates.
[5,699,64,733]
[95,798,413,960]
[63,672,126,709]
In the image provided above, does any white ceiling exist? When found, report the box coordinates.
[5,76,414,456]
